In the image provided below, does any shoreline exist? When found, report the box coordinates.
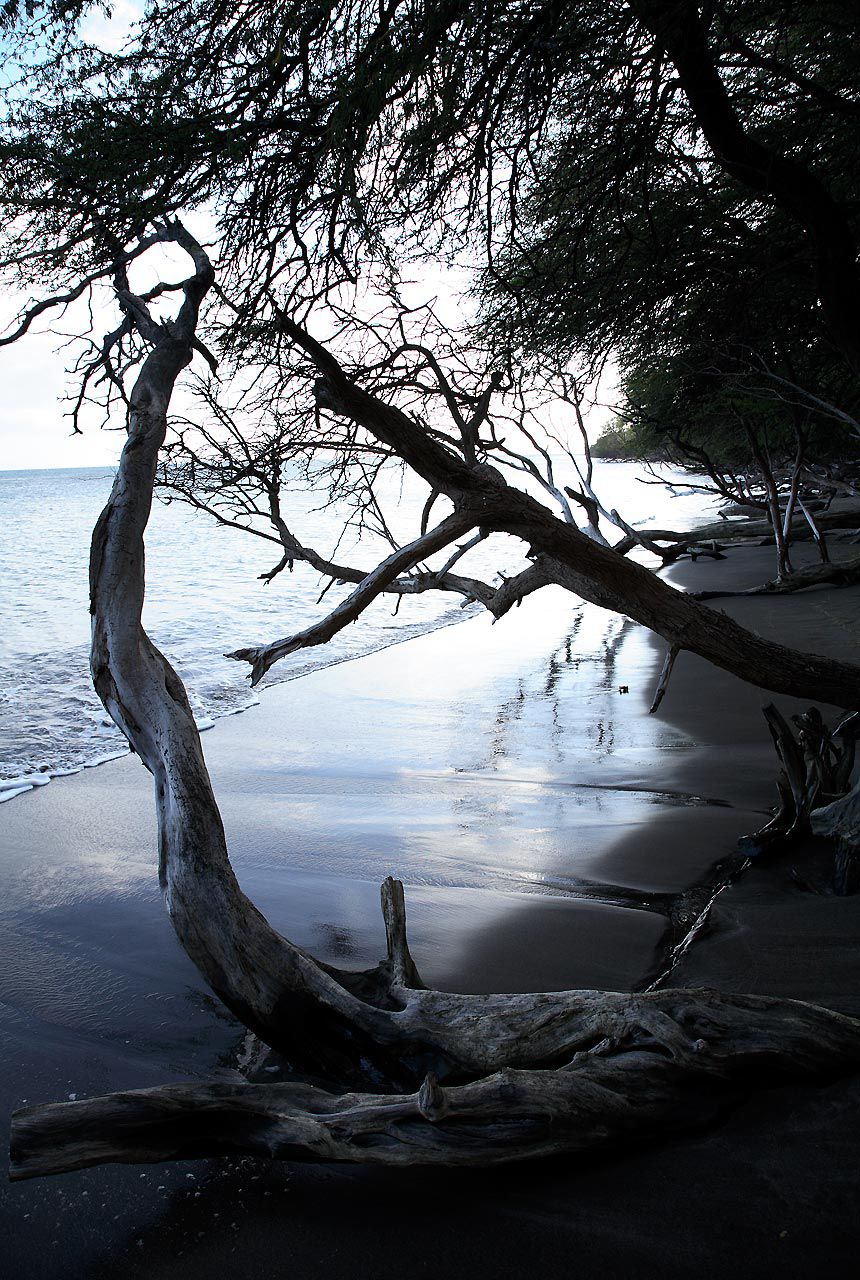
[1,586,680,997]
[3,542,860,1275]
[0,605,480,806]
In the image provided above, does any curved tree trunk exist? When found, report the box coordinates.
[11,231,860,1182]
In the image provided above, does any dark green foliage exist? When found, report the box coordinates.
[589,421,649,461]
[0,1,858,477]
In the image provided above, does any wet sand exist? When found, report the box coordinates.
[2,547,860,1276]
[664,546,860,1021]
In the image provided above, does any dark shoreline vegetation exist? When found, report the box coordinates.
[1,0,860,1271]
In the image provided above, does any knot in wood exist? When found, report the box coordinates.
[313,377,340,413]
[472,462,507,488]
[417,1072,448,1122]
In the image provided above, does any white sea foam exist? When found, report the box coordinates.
[0,461,720,802]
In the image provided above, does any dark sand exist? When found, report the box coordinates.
[2,546,859,1277]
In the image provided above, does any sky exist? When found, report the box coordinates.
[0,1,612,473]
[0,232,204,472]
[0,330,126,471]
[0,1,140,472]
[0,299,612,472]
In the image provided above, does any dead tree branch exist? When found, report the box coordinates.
[257,313,860,711]
[228,510,476,684]
[10,244,860,1184]
[12,968,860,1180]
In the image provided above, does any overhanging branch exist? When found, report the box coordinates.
[228,510,477,684]
[280,313,860,711]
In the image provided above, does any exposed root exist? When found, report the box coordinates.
[11,953,860,1180]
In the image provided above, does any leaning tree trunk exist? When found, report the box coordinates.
[11,237,860,1181]
[85,348,860,1090]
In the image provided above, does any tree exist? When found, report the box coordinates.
[469,1,860,579]
[612,348,856,579]
[10,224,860,1179]
[3,1,860,1177]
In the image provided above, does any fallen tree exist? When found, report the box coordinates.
[10,226,860,1181]
[694,554,860,602]
[11,955,860,1181]
[224,314,860,712]
[612,506,860,560]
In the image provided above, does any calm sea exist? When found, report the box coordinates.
[0,461,718,800]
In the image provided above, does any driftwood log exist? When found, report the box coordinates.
[11,962,860,1180]
[11,227,860,1181]
[694,554,860,602]
[740,706,860,856]
[611,507,860,561]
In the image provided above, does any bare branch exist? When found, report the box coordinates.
[228,511,477,684]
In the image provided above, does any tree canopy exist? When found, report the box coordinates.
[1,0,859,654]
[4,2,859,362]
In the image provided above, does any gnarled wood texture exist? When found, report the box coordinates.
[11,974,860,1180]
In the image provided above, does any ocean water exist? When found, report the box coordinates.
[0,460,718,800]
[1,461,738,1273]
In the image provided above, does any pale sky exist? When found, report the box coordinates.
[0,314,611,472]
[0,3,612,473]
[0,0,141,472]
[0,331,125,471]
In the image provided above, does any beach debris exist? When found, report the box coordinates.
[648,644,680,714]
[11,915,860,1179]
[740,705,859,871]
[693,552,860,602]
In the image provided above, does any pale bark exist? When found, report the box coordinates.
[11,978,860,1181]
[13,230,860,1184]
[812,790,860,847]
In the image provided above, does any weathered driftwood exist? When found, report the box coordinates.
[11,973,860,1180]
[649,644,680,714]
[813,790,860,849]
[228,512,475,685]
[809,714,860,868]
[612,507,860,560]
[13,233,860,1183]
[694,554,860,602]
[741,706,860,866]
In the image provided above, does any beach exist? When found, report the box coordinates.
[2,541,859,1277]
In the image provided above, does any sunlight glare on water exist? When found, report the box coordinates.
[0,460,719,796]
